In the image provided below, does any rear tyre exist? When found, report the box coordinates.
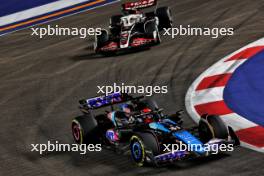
[156,7,173,30]
[71,115,99,144]
[110,15,122,27]
[145,11,155,19]
[110,15,122,36]
[130,132,159,166]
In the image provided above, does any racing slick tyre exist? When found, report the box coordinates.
[198,115,228,143]
[145,20,157,34]
[110,14,122,27]
[130,132,159,166]
[72,115,99,144]
[156,7,173,30]
[110,15,122,36]
[207,115,229,139]
[144,20,160,44]
[95,29,109,49]
[145,12,155,19]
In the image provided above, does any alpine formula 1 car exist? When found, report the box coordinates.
[94,0,173,55]
[71,93,240,166]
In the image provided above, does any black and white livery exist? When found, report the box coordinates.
[94,0,173,55]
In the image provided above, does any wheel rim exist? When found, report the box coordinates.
[72,123,81,142]
[132,142,142,160]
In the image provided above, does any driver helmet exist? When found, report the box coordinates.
[119,103,133,115]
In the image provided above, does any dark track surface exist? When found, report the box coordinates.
[0,0,264,175]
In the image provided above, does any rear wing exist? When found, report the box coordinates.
[122,0,157,11]
[79,92,143,110]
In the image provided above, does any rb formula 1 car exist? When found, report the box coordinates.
[71,93,240,166]
[94,0,173,55]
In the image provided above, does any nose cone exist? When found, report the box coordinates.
[173,130,205,154]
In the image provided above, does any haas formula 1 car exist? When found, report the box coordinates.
[71,93,240,166]
[94,0,173,55]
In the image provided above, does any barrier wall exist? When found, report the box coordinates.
[0,0,120,36]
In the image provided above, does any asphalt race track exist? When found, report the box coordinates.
[0,0,264,175]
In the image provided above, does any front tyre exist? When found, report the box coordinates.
[198,115,228,143]
[130,136,145,166]
[207,115,228,139]
[130,132,159,166]
[95,29,109,51]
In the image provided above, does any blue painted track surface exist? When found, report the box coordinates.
[224,50,264,126]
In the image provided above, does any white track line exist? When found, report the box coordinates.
[185,37,264,152]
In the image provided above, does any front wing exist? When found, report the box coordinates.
[146,137,239,165]
[95,36,159,53]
